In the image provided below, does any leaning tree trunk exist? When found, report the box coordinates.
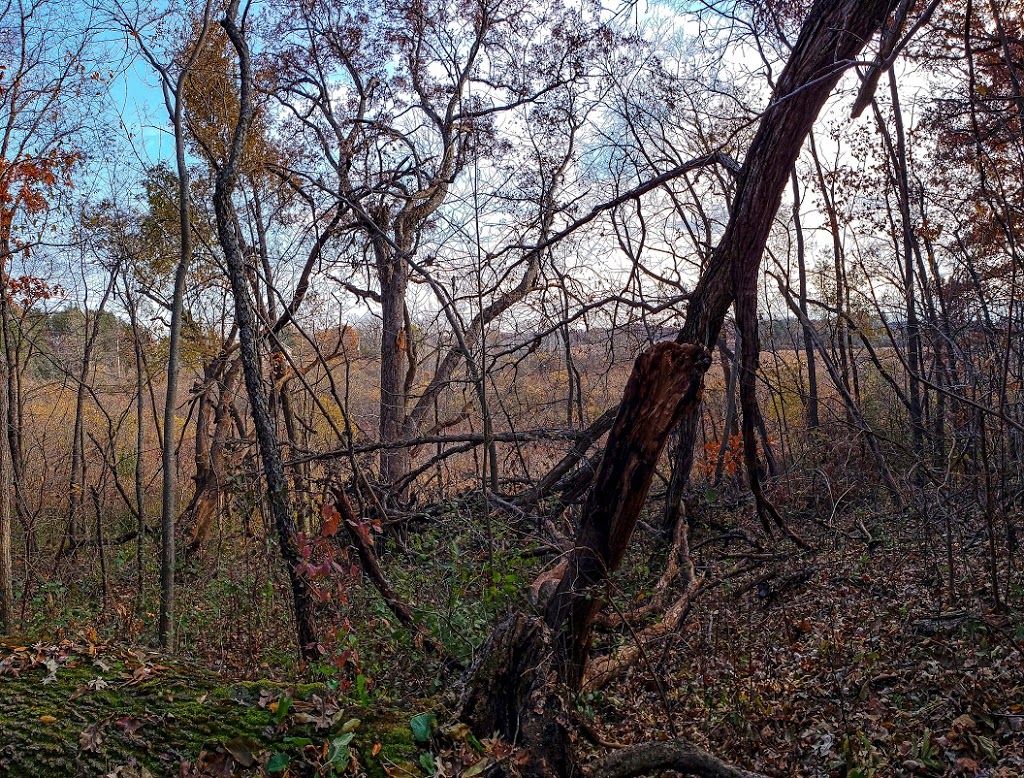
[542,343,711,685]
[215,2,317,660]
[462,0,904,774]
[663,0,900,535]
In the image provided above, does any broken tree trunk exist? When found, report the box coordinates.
[542,342,712,686]
[458,342,711,777]
[460,1,907,772]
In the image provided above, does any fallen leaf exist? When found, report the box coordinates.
[341,718,360,733]
[224,736,260,767]
[79,724,104,752]
[115,717,145,736]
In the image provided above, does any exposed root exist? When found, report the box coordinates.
[596,513,695,630]
[585,738,767,778]
[584,573,704,689]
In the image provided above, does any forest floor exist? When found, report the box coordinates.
[587,496,1024,778]
[0,636,436,777]
[2,499,1023,777]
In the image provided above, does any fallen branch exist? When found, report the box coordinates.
[328,484,457,668]
[514,408,618,509]
[596,510,695,630]
[584,573,704,689]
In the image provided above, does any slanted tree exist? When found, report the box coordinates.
[664,0,912,539]
[212,0,318,659]
[458,0,904,774]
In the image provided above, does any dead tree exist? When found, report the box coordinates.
[458,342,713,776]
[664,0,905,536]
[458,0,906,774]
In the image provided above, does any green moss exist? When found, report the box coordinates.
[0,650,423,777]
[293,682,327,699]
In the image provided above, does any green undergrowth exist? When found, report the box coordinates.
[0,640,424,777]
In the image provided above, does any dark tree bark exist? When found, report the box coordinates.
[543,342,711,685]
[664,0,900,535]
[459,342,711,777]
[215,1,317,660]
[792,169,820,429]
[461,1,904,774]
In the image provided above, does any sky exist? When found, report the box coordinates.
[17,0,935,327]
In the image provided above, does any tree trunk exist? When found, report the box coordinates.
[216,3,318,659]
[544,342,710,684]
[793,169,820,429]
[459,343,710,776]
[0,283,29,552]
[158,100,191,649]
[125,287,146,594]
[186,357,242,554]
[375,236,412,487]
[664,0,898,536]
[462,1,902,772]
[154,9,214,647]
[65,274,117,557]
[0,316,11,635]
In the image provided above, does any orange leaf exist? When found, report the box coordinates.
[322,512,340,538]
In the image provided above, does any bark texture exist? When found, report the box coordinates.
[664,0,901,533]
[459,343,710,777]
[543,342,711,685]
[215,4,317,659]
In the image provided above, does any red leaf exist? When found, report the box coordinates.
[322,512,340,538]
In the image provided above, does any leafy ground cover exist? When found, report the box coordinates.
[583,504,1024,777]
[3,502,1023,777]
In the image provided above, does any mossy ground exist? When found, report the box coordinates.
[0,640,424,777]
